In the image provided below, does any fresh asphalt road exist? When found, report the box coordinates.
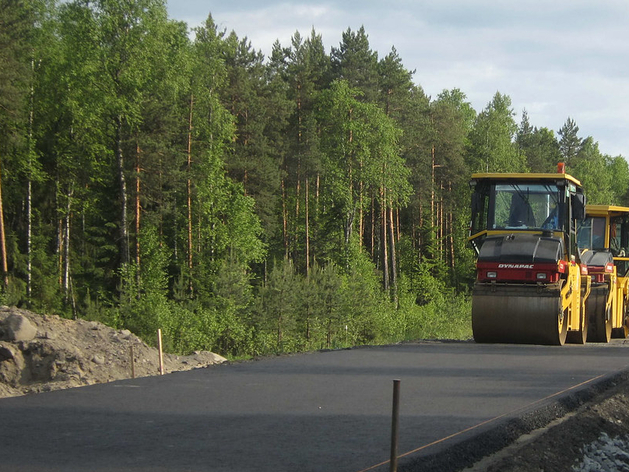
[1,341,629,472]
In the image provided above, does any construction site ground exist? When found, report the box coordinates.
[1,306,629,471]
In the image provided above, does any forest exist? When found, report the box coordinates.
[2,0,628,357]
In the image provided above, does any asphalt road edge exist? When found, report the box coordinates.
[397,368,629,472]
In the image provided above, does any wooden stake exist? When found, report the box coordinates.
[157,329,164,375]
[129,345,135,379]
[390,379,401,472]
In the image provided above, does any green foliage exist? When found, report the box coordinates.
[338,249,385,345]
[253,256,392,354]
[0,0,33,144]
[0,7,623,360]
[159,303,254,356]
[467,92,526,172]
[569,139,613,204]
[379,272,472,342]
[567,137,629,206]
[116,228,170,340]
[607,156,629,205]
[517,111,561,173]
[26,230,62,313]
[330,26,379,102]
[317,79,410,261]
[558,118,581,165]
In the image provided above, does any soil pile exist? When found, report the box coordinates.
[0,306,226,398]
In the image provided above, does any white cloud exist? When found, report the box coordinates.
[166,0,629,157]
[205,3,343,56]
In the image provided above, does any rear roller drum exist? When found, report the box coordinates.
[587,286,612,343]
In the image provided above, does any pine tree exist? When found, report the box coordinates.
[330,26,379,102]
[221,32,281,240]
[517,112,561,173]
[277,29,329,273]
[558,117,582,166]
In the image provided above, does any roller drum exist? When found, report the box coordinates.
[587,285,612,343]
[472,282,566,345]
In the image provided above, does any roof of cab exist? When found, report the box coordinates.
[470,172,582,187]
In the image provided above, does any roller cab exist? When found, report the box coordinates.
[469,168,588,345]
[578,205,629,340]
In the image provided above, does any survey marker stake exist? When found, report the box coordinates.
[390,379,401,472]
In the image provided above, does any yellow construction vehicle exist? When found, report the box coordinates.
[469,165,590,345]
[578,205,629,341]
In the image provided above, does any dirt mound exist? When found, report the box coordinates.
[0,306,226,398]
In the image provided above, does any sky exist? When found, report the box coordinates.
[166,0,629,159]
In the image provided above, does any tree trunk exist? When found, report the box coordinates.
[418,196,424,261]
[431,144,435,232]
[157,155,164,245]
[359,159,364,247]
[345,210,354,247]
[381,189,389,292]
[346,108,353,247]
[295,177,300,260]
[440,182,445,259]
[135,141,142,291]
[116,115,129,268]
[63,185,73,305]
[448,181,455,270]
[282,178,288,258]
[389,204,397,305]
[187,94,194,294]
[57,195,63,287]
[305,177,310,276]
[371,194,375,258]
[396,207,401,242]
[27,59,34,301]
[0,160,9,288]
[26,174,32,299]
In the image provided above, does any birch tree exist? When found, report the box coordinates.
[467,92,525,173]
